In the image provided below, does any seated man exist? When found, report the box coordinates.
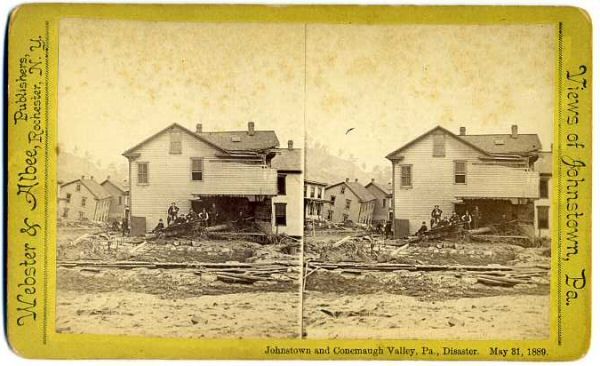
[175,214,186,225]
[185,208,197,223]
[416,221,428,236]
[152,218,165,233]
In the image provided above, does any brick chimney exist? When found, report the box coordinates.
[196,123,202,133]
[371,178,375,183]
[459,126,466,136]
[288,140,293,150]
[355,178,358,182]
[90,176,94,181]
[106,175,111,181]
[81,175,85,180]
[511,124,518,138]
[345,178,349,182]
[248,121,255,136]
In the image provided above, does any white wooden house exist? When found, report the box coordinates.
[324,179,376,225]
[122,122,280,235]
[58,177,112,223]
[270,140,303,237]
[386,125,541,237]
[533,151,552,238]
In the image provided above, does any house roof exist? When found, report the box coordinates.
[386,125,541,160]
[199,130,279,152]
[101,179,129,193]
[327,181,376,202]
[534,151,553,175]
[365,181,392,196]
[62,179,112,200]
[305,178,328,186]
[270,148,302,172]
[123,123,279,157]
[460,134,542,155]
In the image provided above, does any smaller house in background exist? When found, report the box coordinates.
[365,179,393,225]
[58,176,112,222]
[304,178,328,221]
[101,176,130,223]
[270,140,303,237]
[325,178,376,225]
[534,151,552,238]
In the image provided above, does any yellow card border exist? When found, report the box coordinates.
[6,4,592,360]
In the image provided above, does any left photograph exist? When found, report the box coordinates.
[55,19,305,338]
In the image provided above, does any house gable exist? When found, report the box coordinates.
[386,125,489,161]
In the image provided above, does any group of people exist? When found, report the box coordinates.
[153,202,216,232]
[415,205,480,235]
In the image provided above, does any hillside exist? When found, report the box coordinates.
[305,141,391,187]
[58,147,128,184]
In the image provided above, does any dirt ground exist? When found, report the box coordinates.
[56,225,301,338]
[303,230,551,339]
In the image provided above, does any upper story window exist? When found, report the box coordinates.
[382,198,386,208]
[169,130,182,154]
[454,161,467,184]
[330,195,336,204]
[137,162,149,184]
[400,165,412,187]
[345,199,351,209]
[191,158,203,181]
[340,186,346,194]
[277,174,286,195]
[118,196,123,205]
[310,186,315,198]
[81,197,87,207]
[317,187,322,199]
[76,183,81,192]
[66,193,71,203]
[539,177,549,198]
[432,132,446,157]
[304,185,307,197]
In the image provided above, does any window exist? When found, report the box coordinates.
[310,186,315,198]
[304,185,307,197]
[118,196,122,205]
[277,175,286,195]
[382,198,386,208]
[330,195,336,204]
[327,210,333,220]
[316,203,321,216]
[309,203,314,215]
[76,183,81,192]
[81,197,87,207]
[78,211,84,220]
[454,161,467,184]
[66,193,71,203]
[191,158,203,181]
[433,132,446,157]
[342,214,349,222]
[400,165,412,187]
[539,178,549,199]
[170,130,182,154]
[537,206,549,229]
[275,203,287,226]
[345,199,351,209]
[317,187,322,199]
[62,208,69,218]
[137,162,149,184]
[341,186,346,194]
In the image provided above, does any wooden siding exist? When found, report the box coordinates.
[59,183,110,222]
[272,173,303,236]
[102,182,127,221]
[392,131,540,234]
[129,129,277,231]
[325,184,374,224]
[366,185,391,223]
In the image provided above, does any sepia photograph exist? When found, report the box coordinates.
[301,24,554,340]
[55,19,305,338]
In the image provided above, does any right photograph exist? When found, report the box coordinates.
[302,24,554,340]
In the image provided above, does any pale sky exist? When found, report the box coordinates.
[59,20,554,168]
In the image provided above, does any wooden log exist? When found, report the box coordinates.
[330,235,354,248]
[468,227,492,235]
[476,277,516,287]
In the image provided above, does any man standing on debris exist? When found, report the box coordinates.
[209,203,218,226]
[462,210,473,230]
[431,205,443,228]
[167,202,180,226]
[472,206,480,229]
[199,208,210,228]
[384,220,393,239]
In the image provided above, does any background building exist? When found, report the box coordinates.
[270,141,303,237]
[325,178,375,225]
[59,176,112,222]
